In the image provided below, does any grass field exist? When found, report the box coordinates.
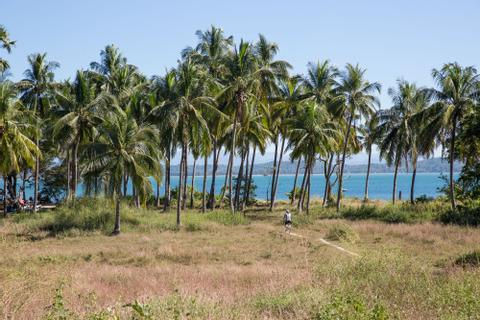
[1,199,480,319]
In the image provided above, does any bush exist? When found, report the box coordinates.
[438,206,480,226]
[454,251,480,267]
[325,223,359,244]
[312,294,389,320]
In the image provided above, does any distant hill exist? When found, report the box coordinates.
[171,157,462,176]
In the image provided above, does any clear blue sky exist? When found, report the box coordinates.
[2,0,479,164]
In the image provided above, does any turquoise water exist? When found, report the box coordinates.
[113,172,454,200]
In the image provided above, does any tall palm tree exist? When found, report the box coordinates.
[287,101,340,213]
[83,107,162,235]
[426,63,480,211]
[0,25,15,73]
[223,40,260,213]
[18,53,59,212]
[53,70,105,203]
[335,64,380,211]
[361,113,379,202]
[378,81,420,204]
[0,82,40,215]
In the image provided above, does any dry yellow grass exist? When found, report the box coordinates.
[1,206,480,319]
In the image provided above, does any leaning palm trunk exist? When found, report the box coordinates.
[22,170,27,202]
[392,156,400,204]
[164,151,171,211]
[241,148,250,211]
[270,134,279,208]
[244,145,256,209]
[182,152,188,210]
[297,161,309,213]
[291,157,301,205]
[270,136,285,211]
[364,146,372,202]
[202,155,208,213]
[208,142,218,209]
[219,156,231,205]
[305,164,312,214]
[449,117,457,211]
[190,158,197,209]
[336,115,353,212]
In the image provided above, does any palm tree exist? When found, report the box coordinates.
[426,63,480,211]
[53,70,105,203]
[191,26,232,210]
[0,82,40,215]
[361,113,379,202]
[83,107,162,235]
[254,34,291,212]
[222,40,260,213]
[335,64,380,211]
[0,25,15,73]
[287,101,340,213]
[18,53,59,212]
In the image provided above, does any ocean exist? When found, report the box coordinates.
[117,172,455,201]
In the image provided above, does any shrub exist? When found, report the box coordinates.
[325,223,359,244]
[312,294,389,320]
[454,251,480,267]
[438,206,480,226]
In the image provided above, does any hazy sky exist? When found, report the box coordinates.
[2,0,479,164]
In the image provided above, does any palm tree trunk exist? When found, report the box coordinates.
[410,162,417,205]
[291,157,301,205]
[270,134,279,205]
[322,158,329,206]
[33,135,40,212]
[220,154,231,204]
[66,149,71,202]
[270,136,285,211]
[177,143,185,227]
[72,138,79,204]
[392,156,400,204]
[297,160,309,212]
[22,170,27,202]
[182,150,188,210]
[189,158,197,209]
[202,155,208,213]
[123,174,128,198]
[245,145,256,208]
[164,150,171,211]
[241,147,250,211]
[228,109,239,213]
[449,118,457,211]
[3,176,7,217]
[306,163,312,214]
[336,114,353,212]
[112,185,121,235]
[208,142,219,209]
[234,148,246,210]
[155,179,160,207]
[364,146,372,202]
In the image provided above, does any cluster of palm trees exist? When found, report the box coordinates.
[1,25,479,234]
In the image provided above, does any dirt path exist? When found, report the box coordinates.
[289,231,360,257]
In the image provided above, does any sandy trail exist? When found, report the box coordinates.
[289,231,360,257]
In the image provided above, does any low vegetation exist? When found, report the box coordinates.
[1,200,480,319]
